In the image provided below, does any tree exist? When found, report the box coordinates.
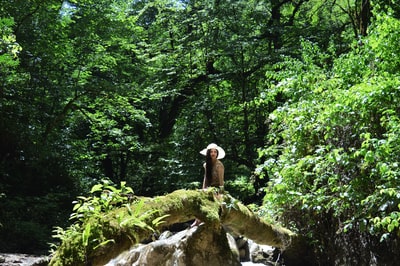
[257,12,400,265]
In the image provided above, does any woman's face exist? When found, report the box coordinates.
[209,148,218,160]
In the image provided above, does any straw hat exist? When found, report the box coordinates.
[200,143,225,159]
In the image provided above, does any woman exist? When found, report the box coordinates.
[200,143,225,190]
[191,143,225,227]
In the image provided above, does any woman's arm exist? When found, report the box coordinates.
[217,162,224,187]
[202,163,207,189]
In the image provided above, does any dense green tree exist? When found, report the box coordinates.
[0,2,78,253]
[257,12,400,265]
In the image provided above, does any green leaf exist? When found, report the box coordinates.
[152,214,170,227]
[93,239,115,250]
[90,184,103,194]
[82,223,91,247]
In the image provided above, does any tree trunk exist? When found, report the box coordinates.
[359,0,370,36]
[50,189,314,266]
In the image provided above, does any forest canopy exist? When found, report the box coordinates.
[1,0,400,264]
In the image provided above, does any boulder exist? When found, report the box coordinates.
[105,225,240,266]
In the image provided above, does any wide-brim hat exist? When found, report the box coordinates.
[200,143,225,159]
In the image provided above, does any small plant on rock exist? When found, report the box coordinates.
[49,180,168,265]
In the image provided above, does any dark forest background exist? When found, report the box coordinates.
[1,0,400,264]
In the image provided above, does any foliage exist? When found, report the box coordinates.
[0,192,70,253]
[257,13,400,264]
[1,0,397,263]
[0,17,21,69]
[50,180,168,265]
[224,175,256,204]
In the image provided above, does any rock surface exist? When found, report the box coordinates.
[0,237,278,266]
[105,225,241,266]
[104,224,281,266]
[0,253,49,266]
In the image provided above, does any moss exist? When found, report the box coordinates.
[50,232,86,265]
[50,206,139,265]
[50,187,228,265]
[51,189,296,265]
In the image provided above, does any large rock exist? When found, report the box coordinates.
[0,253,49,266]
[105,225,240,266]
[50,190,308,265]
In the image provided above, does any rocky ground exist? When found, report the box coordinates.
[0,254,277,266]
[0,254,49,266]
[0,253,274,266]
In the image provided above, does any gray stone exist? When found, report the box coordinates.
[105,225,241,266]
[0,253,49,266]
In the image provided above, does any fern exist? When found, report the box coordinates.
[50,180,169,264]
